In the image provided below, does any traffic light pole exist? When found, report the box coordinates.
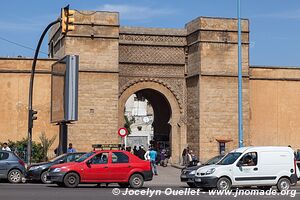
[58,122,68,155]
[237,0,244,147]
[27,19,60,165]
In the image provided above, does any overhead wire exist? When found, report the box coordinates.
[0,35,48,55]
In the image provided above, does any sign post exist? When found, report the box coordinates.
[118,128,128,149]
[51,55,79,155]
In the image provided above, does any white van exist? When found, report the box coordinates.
[194,146,299,191]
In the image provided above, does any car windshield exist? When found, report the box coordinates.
[205,156,222,165]
[75,152,95,162]
[216,153,242,165]
[50,154,66,162]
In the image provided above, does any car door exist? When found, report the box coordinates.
[109,152,132,181]
[82,152,110,182]
[0,152,9,177]
[232,152,259,186]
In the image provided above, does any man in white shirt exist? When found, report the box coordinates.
[144,146,151,160]
[2,142,11,151]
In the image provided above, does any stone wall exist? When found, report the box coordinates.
[0,58,59,155]
[249,66,300,150]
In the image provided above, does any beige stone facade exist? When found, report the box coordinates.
[0,10,299,163]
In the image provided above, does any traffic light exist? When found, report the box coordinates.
[61,6,75,34]
[28,109,38,129]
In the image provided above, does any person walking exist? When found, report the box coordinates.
[144,146,151,160]
[67,143,76,153]
[160,148,168,167]
[182,148,187,166]
[133,146,138,156]
[1,143,11,151]
[187,150,193,167]
[149,148,158,175]
[137,146,146,160]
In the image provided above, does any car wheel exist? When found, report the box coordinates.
[277,178,291,192]
[187,182,196,188]
[118,183,130,188]
[63,172,79,188]
[41,171,52,184]
[216,177,231,191]
[8,169,22,183]
[129,174,144,189]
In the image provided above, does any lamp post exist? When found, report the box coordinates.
[237,0,243,147]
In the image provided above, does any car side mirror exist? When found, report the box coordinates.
[58,159,64,164]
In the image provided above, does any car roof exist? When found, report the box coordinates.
[231,146,294,153]
[93,150,127,153]
[67,152,86,154]
[0,150,13,153]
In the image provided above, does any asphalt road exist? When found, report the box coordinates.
[0,166,299,200]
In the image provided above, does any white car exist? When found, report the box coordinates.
[194,146,299,191]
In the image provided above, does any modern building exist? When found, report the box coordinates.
[125,94,154,148]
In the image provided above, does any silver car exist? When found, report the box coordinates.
[0,150,26,183]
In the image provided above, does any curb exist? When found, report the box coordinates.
[171,164,185,169]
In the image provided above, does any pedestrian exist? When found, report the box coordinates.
[297,149,300,161]
[144,146,151,160]
[137,146,146,160]
[160,148,168,167]
[1,142,11,151]
[187,150,194,167]
[67,143,76,153]
[133,146,138,155]
[121,144,125,150]
[126,146,132,153]
[149,147,158,175]
[182,148,187,166]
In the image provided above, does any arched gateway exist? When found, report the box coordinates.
[119,81,187,164]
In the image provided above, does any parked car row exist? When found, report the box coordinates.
[1,146,300,191]
[181,146,300,192]
[0,149,153,189]
[0,150,86,184]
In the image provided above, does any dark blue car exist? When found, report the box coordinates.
[181,155,224,187]
[26,152,85,183]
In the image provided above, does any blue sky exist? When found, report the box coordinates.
[0,0,299,66]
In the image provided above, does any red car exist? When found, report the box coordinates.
[47,150,153,188]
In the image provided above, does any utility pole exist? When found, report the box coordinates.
[237,0,243,147]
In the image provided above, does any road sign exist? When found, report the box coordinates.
[118,128,128,138]
[51,55,79,123]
